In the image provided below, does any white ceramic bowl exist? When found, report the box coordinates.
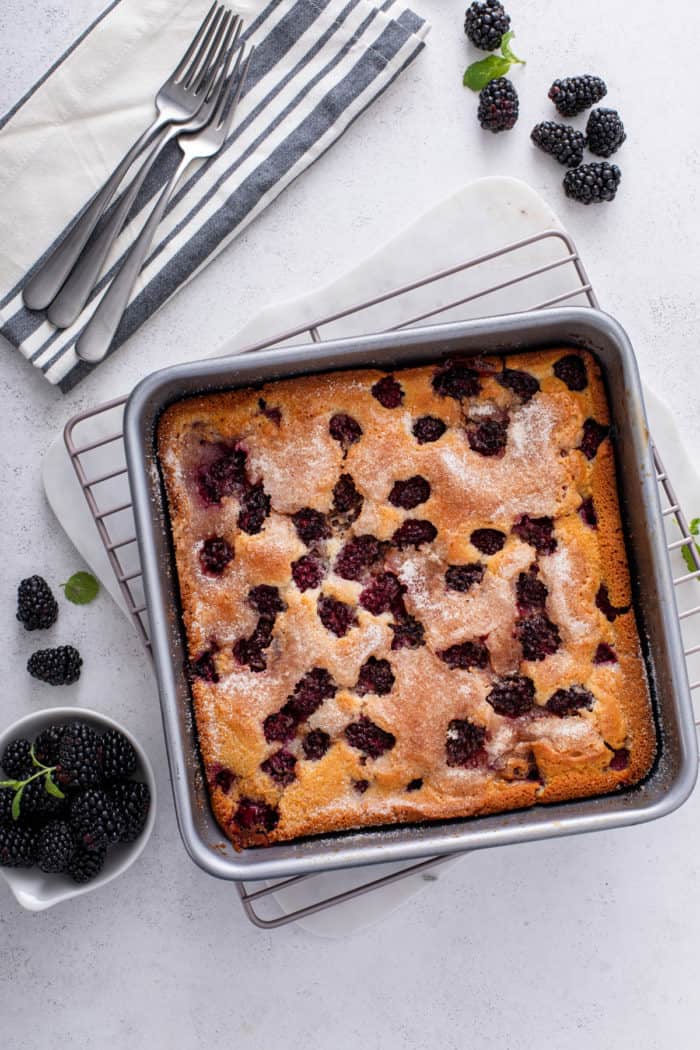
[0,707,156,911]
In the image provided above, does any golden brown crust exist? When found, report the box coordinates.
[157,349,655,849]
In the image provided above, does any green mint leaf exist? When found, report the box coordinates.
[500,31,525,65]
[11,785,24,821]
[44,773,65,800]
[61,571,100,605]
[463,55,511,91]
[0,779,22,790]
[690,517,700,537]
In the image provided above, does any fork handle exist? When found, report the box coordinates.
[47,126,174,329]
[75,155,191,364]
[22,117,166,312]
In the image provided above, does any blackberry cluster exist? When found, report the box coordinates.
[27,645,82,686]
[461,3,628,207]
[15,573,86,686]
[464,0,510,51]
[533,76,625,204]
[0,719,151,883]
[478,77,519,132]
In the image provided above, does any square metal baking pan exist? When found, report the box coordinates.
[124,307,698,882]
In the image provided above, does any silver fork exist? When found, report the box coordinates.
[75,42,253,365]
[47,15,242,330]
[23,2,235,312]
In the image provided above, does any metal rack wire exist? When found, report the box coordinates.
[63,227,700,928]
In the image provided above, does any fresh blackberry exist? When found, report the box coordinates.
[21,776,66,821]
[478,77,519,133]
[101,729,137,782]
[55,722,103,789]
[1,738,33,779]
[37,820,75,873]
[548,75,607,116]
[0,787,14,823]
[531,122,586,166]
[27,645,82,685]
[464,0,510,51]
[0,823,37,867]
[34,724,66,766]
[16,575,58,631]
[68,844,106,884]
[586,108,626,157]
[109,781,151,842]
[564,162,621,205]
[70,788,124,851]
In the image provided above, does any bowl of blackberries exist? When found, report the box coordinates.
[0,708,155,910]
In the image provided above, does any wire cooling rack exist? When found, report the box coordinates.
[63,228,700,929]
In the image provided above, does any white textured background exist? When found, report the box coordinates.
[1,1,700,1047]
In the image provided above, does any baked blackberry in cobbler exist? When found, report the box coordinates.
[157,348,654,849]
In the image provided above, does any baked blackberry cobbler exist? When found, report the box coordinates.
[157,349,655,849]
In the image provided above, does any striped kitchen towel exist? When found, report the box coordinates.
[0,0,428,391]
